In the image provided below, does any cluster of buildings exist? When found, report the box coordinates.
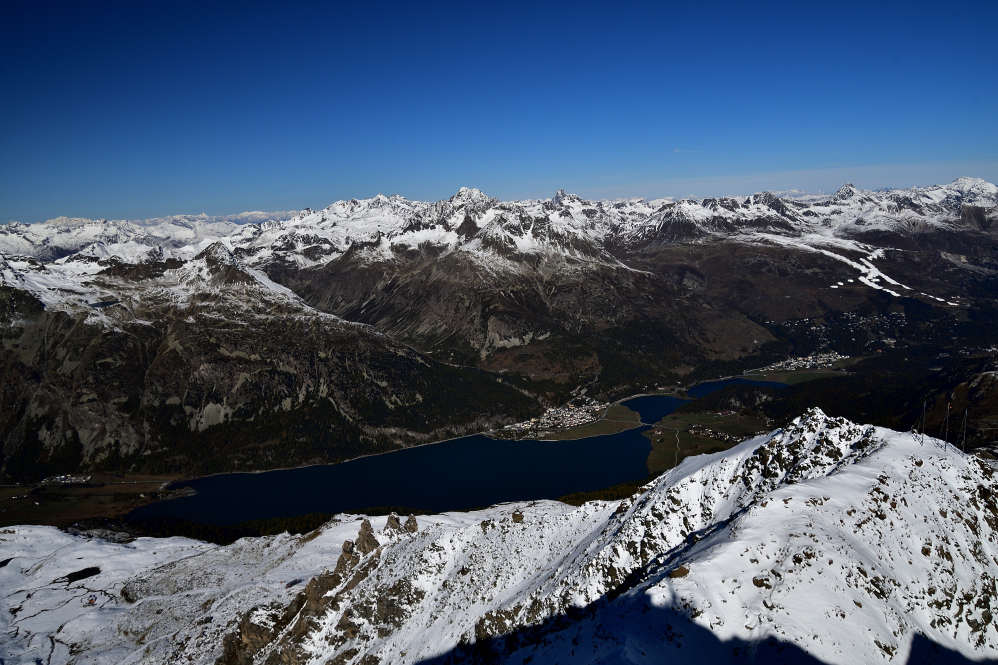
[687,424,744,444]
[687,424,767,444]
[500,397,603,437]
[755,351,849,374]
[41,475,92,485]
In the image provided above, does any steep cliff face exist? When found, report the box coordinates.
[0,244,536,481]
[3,411,995,664]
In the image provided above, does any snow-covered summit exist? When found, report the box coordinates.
[3,409,994,664]
[832,182,864,201]
[552,187,583,205]
[946,176,998,199]
[450,186,493,206]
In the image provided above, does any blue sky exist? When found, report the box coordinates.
[2,0,996,221]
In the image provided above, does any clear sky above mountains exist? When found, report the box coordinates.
[2,0,996,222]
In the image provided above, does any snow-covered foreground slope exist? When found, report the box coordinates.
[2,409,995,664]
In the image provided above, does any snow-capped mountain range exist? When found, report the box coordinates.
[3,409,995,664]
[0,211,295,263]
[2,177,995,324]
[3,182,997,663]
[1,177,994,268]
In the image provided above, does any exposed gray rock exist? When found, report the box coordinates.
[403,515,418,533]
[355,520,379,556]
[383,514,404,535]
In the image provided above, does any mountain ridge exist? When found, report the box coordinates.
[4,178,996,270]
[2,409,995,664]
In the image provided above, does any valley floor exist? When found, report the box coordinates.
[0,474,184,529]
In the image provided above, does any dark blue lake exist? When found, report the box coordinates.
[686,377,789,399]
[621,395,689,423]
[128,379,785,526]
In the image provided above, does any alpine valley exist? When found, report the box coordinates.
[2,178,998,482]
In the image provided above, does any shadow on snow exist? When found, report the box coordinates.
[416,601,995,665]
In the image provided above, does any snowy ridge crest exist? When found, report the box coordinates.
[576,409,885,602]
[255,408,995,665]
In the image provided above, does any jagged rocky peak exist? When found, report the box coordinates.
[194,240,237,265]
[552,188,582,205]
[383,513,419,535]
[187,241,256,286]
[446,187,497,218]
[355,518,380,555]
[832,182,861,201]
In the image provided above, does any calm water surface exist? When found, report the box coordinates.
[686,377,789,399]
[128,379,784,526]
[621,395,688,424]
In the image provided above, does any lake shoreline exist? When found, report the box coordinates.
[135,376,789,499]
[119,378,789,527]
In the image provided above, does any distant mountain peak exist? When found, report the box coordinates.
[950,176,988,188]
[194,240,236,265]
[948,176,998,198]
[553,189,581,205]
[832,183,861,201]
[45,216,110,228]
[450,187,490,203]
